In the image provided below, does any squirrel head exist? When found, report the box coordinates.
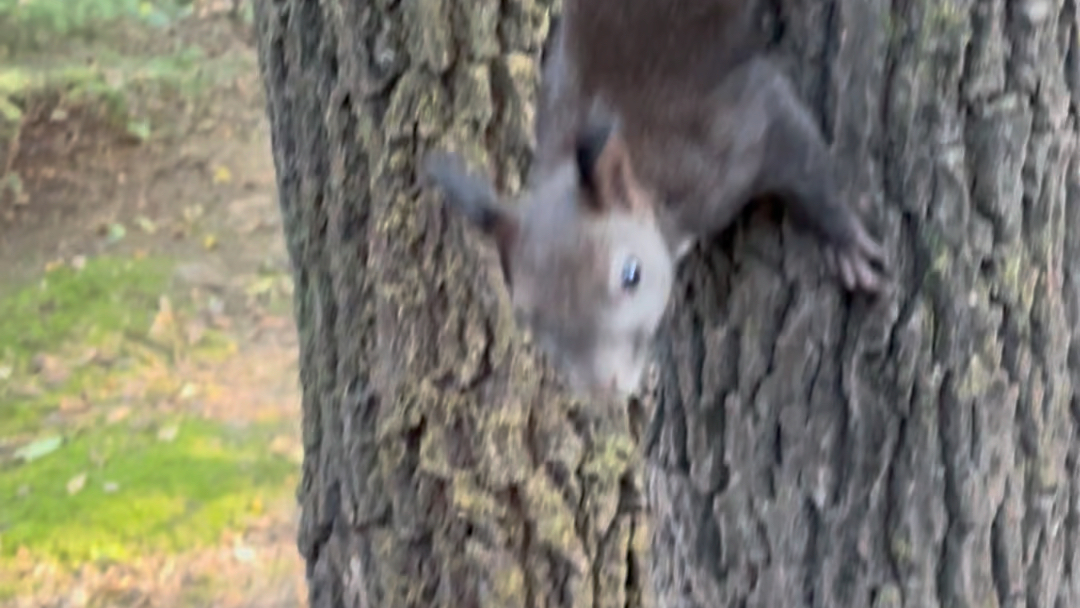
[422,119,676,399]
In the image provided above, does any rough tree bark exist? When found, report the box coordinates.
[256,0,1080,607]
[647,1,1080,607]
[253,1,649,607]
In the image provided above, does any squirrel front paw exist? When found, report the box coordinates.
[823,220,889,294]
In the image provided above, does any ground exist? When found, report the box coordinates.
[0,5,306,607]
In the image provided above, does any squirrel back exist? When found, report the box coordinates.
[423,0,888,399]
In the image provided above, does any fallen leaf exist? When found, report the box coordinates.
[185,320,206,345]
[183,204,205,223]
[10,381,43,398]
[32,354,69,386]
[269,435,293,455]
[135,216,158,234]
[157,424,179,442]
[67,473,87,495]
[14,435,63,462]
[212,166,232,184]
[232,542,255,563]
[59,395,89,412]
[70,255,87,270]
[106,406,131,424]
[279,276,295,295]
[245,276,277,298]
[203,234,217,250]
[126,119,151,142]
[206,295,226,316]
[174,262,227,290]
[257,315,290,330]
[68,588,88,607]
[74,348,100,367]
[106,223,126,243]
[89,448,107,468]
[147,296,177,346]
[178,383,198,400]
[269,435,304,464]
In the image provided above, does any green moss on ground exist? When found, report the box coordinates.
[0,252,299,583]
[0,255,172,437]
[0,416,296,564]
[0,256,169,358]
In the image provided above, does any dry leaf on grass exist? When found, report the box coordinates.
[59,395,90,412]
[66,472,87,495]
[157,424,180,442]
[32,354,70,386]
[106,406,132,424]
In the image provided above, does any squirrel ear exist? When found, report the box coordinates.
[574,121,614,196]
[422,152,502,232]
[422,151,520,287]
[573,118,644,213]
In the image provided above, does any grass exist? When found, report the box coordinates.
[0,3,301,604]
[0,0,194,55]
[0,416,296,563]
[0,256,173,436]
[0,41,242,146]
[0,256,170,362]
[0,252,296,591]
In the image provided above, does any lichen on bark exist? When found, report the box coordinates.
[254,0,648,606]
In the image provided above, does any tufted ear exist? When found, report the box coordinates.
[574,120,613,197]
[572,117,642,213]
[421,151,520,286]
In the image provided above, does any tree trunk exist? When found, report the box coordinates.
[253,1,649,607]
[647,1,1079,607]
[256,0,1080,607]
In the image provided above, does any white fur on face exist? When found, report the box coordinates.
[506,161,677,399]
[574,210,675,397]
[596,213,675,337]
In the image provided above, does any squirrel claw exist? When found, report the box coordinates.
[831,244,888,294]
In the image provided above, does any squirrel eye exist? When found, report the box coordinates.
[621,257,642,291]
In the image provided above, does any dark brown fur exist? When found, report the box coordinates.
[422,0,888,399]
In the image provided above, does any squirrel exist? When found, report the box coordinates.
[421,0,889,399]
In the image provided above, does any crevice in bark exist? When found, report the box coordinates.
[816,0,839,140]
[990,493,1009,605]
[509,484,536,607]
[935,372,957,608]
[802,498,821,607]
[308,478,342,573]
[882,412,906,605]
[832,300,854,511]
